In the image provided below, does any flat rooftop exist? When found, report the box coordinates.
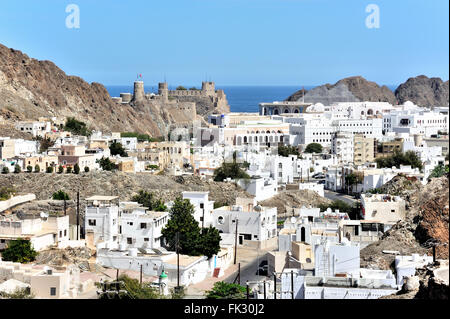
[86,196,119,201]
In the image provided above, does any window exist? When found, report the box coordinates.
[50,287,56,296]
[200,203,204,209]
[64,230,67,237]
[140,223,147,229]
[391,209,395,213]
[217,216,224,224]
[88,219,96,226]
[59,231,62,237]
[127,238,133,244]
[144,238,149,242]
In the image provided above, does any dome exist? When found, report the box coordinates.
[403,101,415,109]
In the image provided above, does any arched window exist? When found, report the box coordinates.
[274,109,279,115]
[244,136,248,144]
[294,109,299,113]
[301,227,306,242]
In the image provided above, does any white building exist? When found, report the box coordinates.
[360,194,406,224]
[212,198,277,247]
[84,196,120,246]
[182,192,215,227]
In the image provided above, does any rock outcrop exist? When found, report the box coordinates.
[395,75,449,107]
[286,75,449,108]
[360,176,449,271]
[0,43,218,136]
[286,76,396,105]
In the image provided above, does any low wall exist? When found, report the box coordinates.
[0,194,36,212]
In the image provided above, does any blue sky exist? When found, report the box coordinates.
[0,0,448,86]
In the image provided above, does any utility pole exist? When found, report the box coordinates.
[273,273,277,299]
[76,191,80,240]
[263,281,266,299]
[202,207,205,229]
[291,270,294,299]
[234,219,239,265]
[176,232,180,288]
[63,198,67,216]
[140,264,143,287]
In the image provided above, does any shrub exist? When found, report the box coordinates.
[14,164,21,174]
[109,142,128,157]
[34,164,40,173]
[46,166,54,173]
[58,165,64,174]
[84,166,90,173]
[52,190,70,200]
[73,163,80,174]
[66,166,72,174]
[27,166,33,173]
[305,143,323,154]
[1,239,38,263]
[64,117,91,136]
[176,86,187,90]
[0,187,16,201]
[205,282,246,299]
[2,167,9,174]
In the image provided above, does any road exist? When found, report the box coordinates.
[324,190,358,205]
[223,248,270,285]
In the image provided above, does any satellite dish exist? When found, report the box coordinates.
[40,212,49,219]
[290,217,297,224]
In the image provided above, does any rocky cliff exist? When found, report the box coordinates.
[286,76,397,105]
[0,43,209,136]
[360,175,449,271]
[395,75,449,107]
[286,75,449,107]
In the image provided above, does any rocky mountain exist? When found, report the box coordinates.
[360,175,449,271]
[286,75,449,107]
[0,43,209,136]
[395,75,449,107]
[286,76,397,105]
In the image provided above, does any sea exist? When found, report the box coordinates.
[106,85,397,113]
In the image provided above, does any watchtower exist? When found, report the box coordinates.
[201,81,215,96]
[158,82,169,102]
[133,81,145,103]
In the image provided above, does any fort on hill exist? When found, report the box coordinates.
[111,80,230,121]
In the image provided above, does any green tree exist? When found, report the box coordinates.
[14,164,21,174]
[98,275,162,299]
[213,153,250,182]
[97,157,118,171]
[110,142,128,157]
[27,165,33,173]
[66,166,72,174]
[52,190,70,200]
[197,226,221,259]
[132,190,167,212]
[205,281,246,299]
[162,198,220,257]
[0,187,16,201]
[38,137,55,153]
[429,164,449,179]
[0,288,34,299]
[305,143,323,154]
[73,163,80,174]
[34,164,40,173]
[2,167,9,174]
[1,239,38,263]
[58,165,64,174]
[64,117,91,136]
[46,166,54,173]
[375,150,423,171]
[84,166,90,173]
[278,144,300,157]
[176,86,187,90]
